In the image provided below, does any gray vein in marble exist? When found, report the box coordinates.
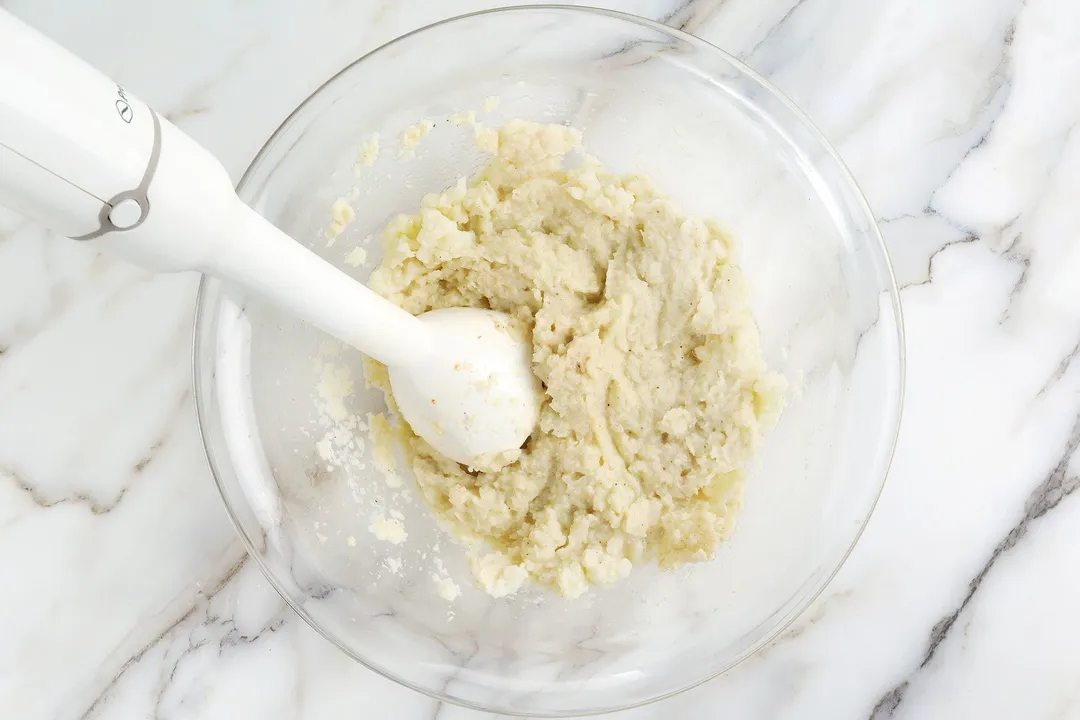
[133,389,191,471]
[3,387,190,515]
[924,8,1020,190]
[430,698,466,720]
[0,263,167,373]
[746,0,1023,230]
[773,587,854,646]
[595,0,728,67]
[926,86,1013,206]
[998,246,1031,324]
[0,287,75,362]
[894,227,978,291]
[879,206,976,234]
[556,621,606,681]
[80,554,250,720]
[660,0,728,32]
[1037,338,1080,399]
[3,465,128,515]
[761,2,1022,291]
[216,613,287,650]
[877,75,1012,218]
[152,36,261,127]
[163,106,210,123]
[79,607,199,720]
[431,622,481,699]
[743,0,808,59]
[869,409,1080,719]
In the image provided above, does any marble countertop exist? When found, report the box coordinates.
[3,0,1080,718]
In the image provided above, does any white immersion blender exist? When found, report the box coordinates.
[0,10,542,468]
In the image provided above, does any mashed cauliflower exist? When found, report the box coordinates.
[364,120,785,598]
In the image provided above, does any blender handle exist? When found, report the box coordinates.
[0,9,435,367]
[0,9,164,241]
[0,8,231,269]
[0,8,243,275]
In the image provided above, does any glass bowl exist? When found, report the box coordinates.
[193,6,903,716]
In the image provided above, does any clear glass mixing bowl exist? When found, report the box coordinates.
[193,6,904,716]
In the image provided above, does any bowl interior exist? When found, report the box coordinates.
[194,7,902,716]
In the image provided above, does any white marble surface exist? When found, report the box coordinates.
[2,0,1080,717]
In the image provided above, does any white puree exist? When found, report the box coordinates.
[363,120,785,599]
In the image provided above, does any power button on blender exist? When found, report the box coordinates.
[109,198,144,229]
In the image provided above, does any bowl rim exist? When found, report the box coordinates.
[192,4,906,716]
